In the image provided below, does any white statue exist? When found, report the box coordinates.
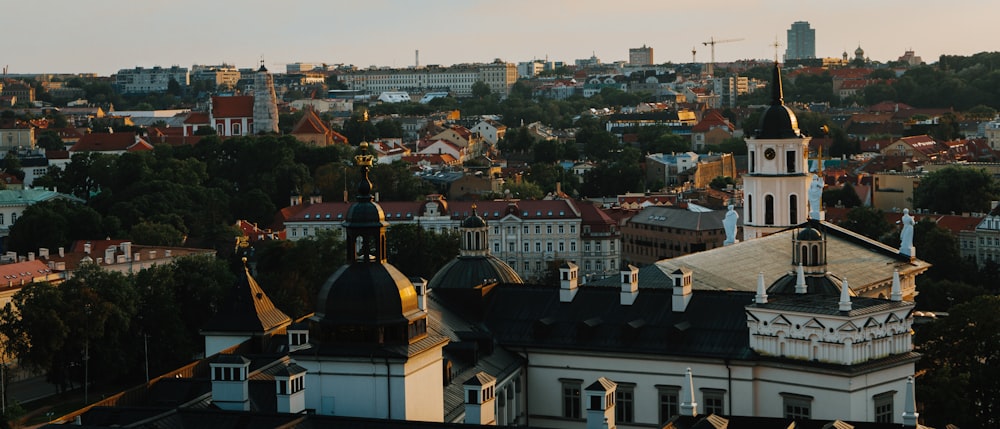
[808,174,824,220]
[723,204,739,245]
[899,208,915,256]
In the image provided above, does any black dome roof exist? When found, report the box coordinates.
[314,262,420,327]
[428,255,524,290]
[796,226,822,241]
[461,206,487,228]
[767,273,846,297]
[756,64,802,139]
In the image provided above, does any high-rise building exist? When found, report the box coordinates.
[629,45,654,65]
[785,21,816,60]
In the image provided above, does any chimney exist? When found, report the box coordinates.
[670,267,693,312]
[679,368,698,417]
[105,246,116,265]
[839,277,852,312]
[38,248,49,258]
[275,360,308,414]
[463,372,497,425]
[27,252,34,261]
[84,242,91,254]
[559,261,579,303]
[620,264,639,305]
[148,250,157,259]
[134,253,141,262]
[585,378,617,429]
[755,272,768,304]
[210,355,251,411]
[165,249,172,257]
[59,247,65,257]
[410,277,428,311]
[287,323,310,351]
[121,242,132,259]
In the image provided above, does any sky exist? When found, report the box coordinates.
[6,0,998,76]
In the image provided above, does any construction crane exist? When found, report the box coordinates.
[702,37,744,76]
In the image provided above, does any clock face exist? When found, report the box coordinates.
[764,148,776,160]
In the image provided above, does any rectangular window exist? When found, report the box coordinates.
[782,393,812,419]
[535,242,541,252]
[658,386,680,424]
[702,389,725,415]
[523,261,530,272]
[874,392,894,423]
[509,242,516,252]
[615,385,635,423]
[571,241,577,252]
[547,225,552,234]
[535,225,541,234]
[524,242,530,252]
[562,381,582,419]
[0,214,4,225]
[786,150,796,173]
[494,243,501,252]
[596,242,602,252]
[547,242,553,252]
[571,225,576,234]
[523,226,529,234]
[10,213,15,224]
[559,225,564,234]
[559,242,565,252]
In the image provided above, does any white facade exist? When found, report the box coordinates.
[296,343,446,421]
[338,62,517,97]
[115,66,190,94]
[743,135,812,240]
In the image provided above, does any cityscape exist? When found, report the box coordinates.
[0,14,998,429]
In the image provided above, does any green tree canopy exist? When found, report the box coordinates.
[913,166,1000,214]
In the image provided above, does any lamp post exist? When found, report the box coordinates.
[84,304,91,404]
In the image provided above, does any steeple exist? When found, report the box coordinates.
[755,271,768,304]
[253,60,279,134]
[756,63,801,139]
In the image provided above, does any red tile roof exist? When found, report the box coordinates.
[69,133,150,153]
[184,112,210,124]
[290,108,330,135]
[0,260,54,290]
[211,96,254,118]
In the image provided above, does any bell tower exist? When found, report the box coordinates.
[743,63,811,240]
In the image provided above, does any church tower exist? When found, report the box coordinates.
[252,61,279,134]
[742,64,811,240]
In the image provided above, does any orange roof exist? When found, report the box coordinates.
[0,260,54,290]
[290,108,330,135]
[185,112,210,124]
[211,96,254,118]
[69,133,149,152]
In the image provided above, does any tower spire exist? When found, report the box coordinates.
[770,63,784,106]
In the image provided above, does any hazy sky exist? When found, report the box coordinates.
[7,0,998,75]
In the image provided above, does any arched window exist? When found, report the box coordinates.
[232,123,241,135]
[789,195,798,224]
[765,195,774,225]
[801,245,809,265]
[811,244,819,264]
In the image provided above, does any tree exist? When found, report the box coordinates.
[709,176,735,190]
[7,199,105,253]
[36,130,65,151]
[386,224,459,280]
[471,81,492,98]
[913,166,1000,214]
[821,182,862,209]
[836,207,892,241]
[253,230,345,318]
[916,295,1000,428]
[129,221,186,246]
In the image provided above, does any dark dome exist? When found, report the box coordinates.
[797,227,822,241]
[767,273,846,296]
[345,200,387,228]
[314,262,419,327]
[461,213,487,228]
[757,105,801,139]
[428,255,524,290]
[756,63,802,139]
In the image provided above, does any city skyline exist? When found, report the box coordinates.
[6,0,997,76]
